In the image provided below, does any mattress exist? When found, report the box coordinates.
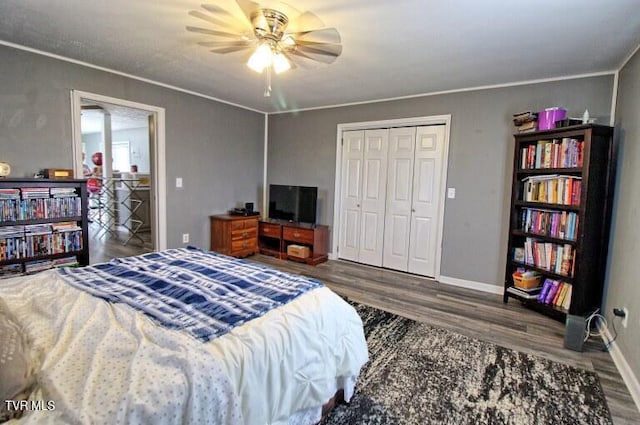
[0,253,368,425]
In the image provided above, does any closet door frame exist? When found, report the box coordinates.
[333,115,451,280]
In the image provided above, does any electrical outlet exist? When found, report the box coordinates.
[182,233,189,244]
[621,307,629,328]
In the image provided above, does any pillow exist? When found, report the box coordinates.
[0,298,36,421]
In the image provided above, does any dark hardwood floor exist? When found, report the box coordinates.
[83,238,640,424]
[88,224,153,264]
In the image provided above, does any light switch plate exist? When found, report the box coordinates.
[176,177,183,188]
[447,188,456,199]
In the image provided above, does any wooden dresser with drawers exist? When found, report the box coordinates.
[209,214,259,258]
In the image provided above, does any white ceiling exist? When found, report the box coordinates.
[1,0,639,113]
[80,103,150,134]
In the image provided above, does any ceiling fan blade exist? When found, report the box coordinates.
[288,28,341,45]
[286,11,324,34]
[294,41,342,57]
[235,0,261,23]
[186,26,247,40]
[188,10,249,34]
[198,40,253,48]
[201,3,238,20]
[209,45,252,54]
[285,51,324,70]
[198,40,253,53]
[288,48,338,65]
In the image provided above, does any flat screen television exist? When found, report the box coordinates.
[268,184,318,224]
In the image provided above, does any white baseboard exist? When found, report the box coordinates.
[438,275,503,295]
[326,258,502,295]
[600,327,640,413]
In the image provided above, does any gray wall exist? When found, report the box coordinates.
[267,76,614,286]
[0,44,265,249]
[605,49,640,388]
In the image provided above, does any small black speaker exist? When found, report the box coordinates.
[245,202,254,213]
[564,315,587,352]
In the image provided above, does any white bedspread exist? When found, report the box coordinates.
[0,269,368,425]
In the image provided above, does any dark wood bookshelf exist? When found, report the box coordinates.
[504,124,615,321]
[511,230,577,246]
[0,216,83,226]
[0,179,89,275]
[0,250,85,267]
[510,260,575,283]
[514,200,581,212]
[516,167,582,175]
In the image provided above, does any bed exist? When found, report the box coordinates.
[0,247,368,424]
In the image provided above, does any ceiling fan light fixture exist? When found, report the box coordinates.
[272,52,291,74]
[282,35,296,48]
[187,1,342,97]
[247,43,272,73]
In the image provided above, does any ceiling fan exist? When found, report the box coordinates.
[186,0,342,97]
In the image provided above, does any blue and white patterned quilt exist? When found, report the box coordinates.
[58,247,323,342]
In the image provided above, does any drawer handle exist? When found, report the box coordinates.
[294,232,300,237]
[242,243,248,249]
[264,228,269,232]
[243,231,248,237]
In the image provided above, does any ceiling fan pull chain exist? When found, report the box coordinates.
[264,64,272,97]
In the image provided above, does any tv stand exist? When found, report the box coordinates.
[258,220,329,265]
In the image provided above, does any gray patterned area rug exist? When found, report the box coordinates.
[323,303,612,425]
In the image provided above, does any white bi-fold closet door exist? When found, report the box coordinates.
[339,125,445,277]
[339,129,389,266]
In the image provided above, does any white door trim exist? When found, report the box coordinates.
[333,115,451,280]
[70,90,167,251]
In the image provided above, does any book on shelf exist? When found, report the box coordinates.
[0,263,22,277]
[53,256,79,268]
[516,120,537,133]
[20,188,50,199]
[555,283,569,306]
[522,238,574,276]
[521,175,581,205]
[0,225,26,261]
[512,111,538,126]
[513,247,525,262]
[520,208,579,240]
[0,189,20,199]
[538,279,552,302]
[562,284,572,310]
[507,286,541,299]
[50,187,77,197]
[536,278,572,309]
[51,222,82,232]
[544,280,560,304]
[520,138,584,170]
[24,259,53,273]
